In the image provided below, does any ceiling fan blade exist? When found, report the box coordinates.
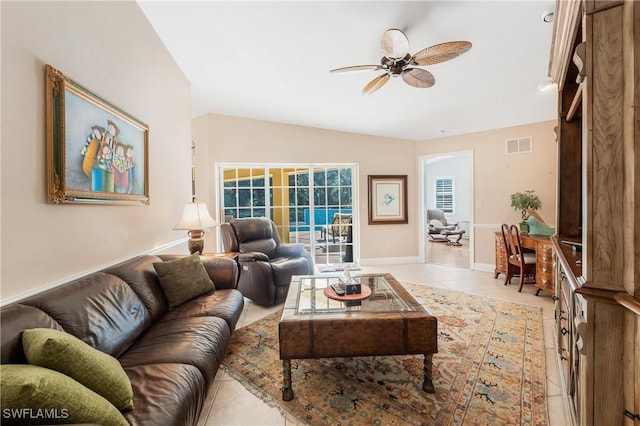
[412,41,472,66]
[362,73,390,95]
[402,68,435,88]
[330,65,382,73]
[380,28,409,59]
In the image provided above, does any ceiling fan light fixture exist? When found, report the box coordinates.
[332,28,471,94]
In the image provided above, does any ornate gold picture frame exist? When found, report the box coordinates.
[46,64,149,205]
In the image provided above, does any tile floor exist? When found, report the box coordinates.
[197,263,569,426]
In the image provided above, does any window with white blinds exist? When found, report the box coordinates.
[435,177,454,213]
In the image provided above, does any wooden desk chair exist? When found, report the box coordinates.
[501,224,537,292]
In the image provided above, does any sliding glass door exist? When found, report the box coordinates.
[217,164,357,266]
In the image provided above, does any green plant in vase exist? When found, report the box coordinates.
[510,190,542,234]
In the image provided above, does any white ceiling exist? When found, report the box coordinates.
[138,1,558,141]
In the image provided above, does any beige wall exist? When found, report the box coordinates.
[192,113,418,262]
[194,115,557,267]
[0,1,558,303]
[0,1,193,302]
[416,120,558,267]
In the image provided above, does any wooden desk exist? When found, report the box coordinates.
[494,232,554,296]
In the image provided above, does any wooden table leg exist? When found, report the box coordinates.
[282,359,294,401]
[422,354,435,393]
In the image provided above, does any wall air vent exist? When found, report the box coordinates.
[505,137,532,154]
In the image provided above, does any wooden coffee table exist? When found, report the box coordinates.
[278,273,438,401]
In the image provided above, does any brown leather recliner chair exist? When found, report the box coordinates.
[220,217,314,306]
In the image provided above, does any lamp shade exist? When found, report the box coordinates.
[173,202,217,231]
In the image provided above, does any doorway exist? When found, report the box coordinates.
[216,164,358,268]
[419,151,473,268]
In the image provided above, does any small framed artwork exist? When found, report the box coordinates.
[368,175,408,224]
[45,64,149,205]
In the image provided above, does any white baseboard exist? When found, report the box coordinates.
[0,239,187,307]
[2,243,491,307]
[359,256,421,266]
[148,238,188,254]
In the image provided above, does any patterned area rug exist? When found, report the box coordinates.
[222,283,547,425]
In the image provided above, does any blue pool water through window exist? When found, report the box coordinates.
[291,208,352,231]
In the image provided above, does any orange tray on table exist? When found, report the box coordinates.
[323,284,371,301]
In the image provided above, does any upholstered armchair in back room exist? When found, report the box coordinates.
[220,217,314,306]
[427,209,459,234]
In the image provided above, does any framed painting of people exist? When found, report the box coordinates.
[45,64,149,205]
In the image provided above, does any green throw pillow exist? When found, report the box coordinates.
[22,328,134,411]
[0,364,129,426]
[153,253,215,309]
[526,215,555,236]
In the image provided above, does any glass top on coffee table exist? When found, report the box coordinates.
[286,274,415,315]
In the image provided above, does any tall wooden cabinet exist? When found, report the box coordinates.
[549,1,640,425]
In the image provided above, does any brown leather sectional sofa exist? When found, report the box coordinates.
[0,254,244,425]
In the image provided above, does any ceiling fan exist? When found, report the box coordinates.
[330,28,472,95]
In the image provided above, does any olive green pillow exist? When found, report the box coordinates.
[22,328,134,411]
[0,364,129,426]
[153,253,215,309]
